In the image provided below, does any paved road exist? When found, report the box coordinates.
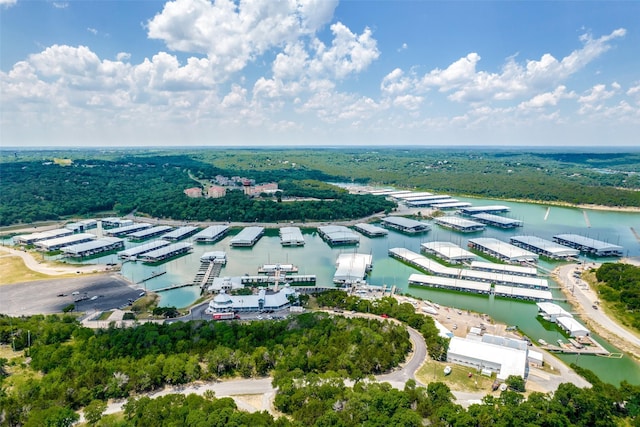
[556,263,640,353]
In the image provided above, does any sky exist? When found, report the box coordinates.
[1,0,639,148]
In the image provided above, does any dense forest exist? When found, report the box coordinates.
[1,313,640,426]
[595,262,640,331]
[1,148,639,226]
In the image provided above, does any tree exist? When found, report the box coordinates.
[505,375,526,392]
[83,399,107,425]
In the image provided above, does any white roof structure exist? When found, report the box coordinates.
[471,213,523,228]
[317,225,360,245]
[409,274,492,294]
[421,241,476,263]
[207,276,243,293]
[193,225,230,242]
[510,236,579,259]
[393,192,433,200]
[139,242,192,262]
[201,251,227,263]
[36,233,96,251]
[127,225,174,240]
[553,234,624,257]
[334,253,373,284]
[162,226,199,241]
[557,316,590,337]
[62,237,124,257]
[15,228,73,245]
[207,286,298,312]
[117,240,171,259]
[279,226,305,246]
[468,238,538,263]
[431,201,472,209]
[470,261,538,277]
[536,302,573,322]
[381,216,431,233]
[433,318,453,338]
[104,223,152,237]
[434,216,485,232]
[460,205,510,215]
[447,336,529,380]
[353,223,388,237]
[65,219,97,232]
[230,226,264,247]
[405,195,453,206]
[493,285,552,302]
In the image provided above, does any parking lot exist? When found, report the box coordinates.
[0,274,144,315]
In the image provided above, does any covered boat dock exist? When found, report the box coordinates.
[510,235,580,259]
[552,234,623,257]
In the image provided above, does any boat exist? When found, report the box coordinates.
[538,339,548,346]
[444,366,452,375]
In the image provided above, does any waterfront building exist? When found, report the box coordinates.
[207,276,243,294]
[353,223,388,237]
[470,213,523,229]
[334,253,373,284]
[468,238,538,263]
[434,216,485,232]
[200,251,227,264]
[118,240,171,260]
[36,233,96,251]
[536,302,573,322]
[431,201,472,210]
[317,225,360,245]
[408,274,492,295]
[104,223,152,237]
[510,235,579,259]
[459,205,510,215]
[15,228,73,245]
[447,335,529,380]
[556,316,590,337]
[552,234,624,257]
[161,226,199,241]
[62,237,124,258]
[279,226,305,246]
[404,195,454,207]
[193,225,230,243]
[230,226,265,247]
[64,219,98,233]
[138,242,193,263]
[392,192,433,200]
[470,261,538,277]
[100,217,133,229]
[206,285,298,313]
[381,216,430,234]
[421,241,476,264]
[127,225,174,240]
[493,285,552,302]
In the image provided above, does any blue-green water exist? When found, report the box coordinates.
[55,197,640,385]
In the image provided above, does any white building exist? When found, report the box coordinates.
[447,336,529,380]
[206,285,298,313]
[557,316,590,337]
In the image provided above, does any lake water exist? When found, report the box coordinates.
[54,196,640,385]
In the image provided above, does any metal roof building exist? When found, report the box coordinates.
[468,237,538,263]
[470,261,538,277]
[128,225,174,240]
[493,285,552,302]
[536,302,573,323]
[421,241,476,264]
[552,234,624,257]
[317,225,360,245]
[161,226,199,241]
[431,201,473,209]
[393,192,433,200]
[459,205,510,215]
[139,242,193,263]
[381,216,431,234]
[557,316,590,337]
[408,274,492,294]
[389,247,452,275]
[405,195,454,207]
[434,216,485,232]
[65,219,98,233]
[230,226,265,247]
[334,253,373,284]
[193,225,230,242]
[510,235,580,259]
[201,251,227,263]
[471,213,523,229]
[447,336,529,380]
[207,286,298,313]
[15,228,73,245]
[104,223,152,237]
[354,223,389,237]
[100,217,133,228]
[279,226,305,246]
[117,240,171,260]
[36,233,97,251]
[62,237,124,258]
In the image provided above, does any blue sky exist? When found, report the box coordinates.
[1,0,638,147]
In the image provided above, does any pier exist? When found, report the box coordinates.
[540,336,610,356]
[136,270,166,284]
[154,283,193,293]
[194,260,224,290]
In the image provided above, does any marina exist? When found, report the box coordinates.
[510,235,580,260]
[333,253,373,285]
[192,225,230,243]
[317,225,360,245]
[552,234,624,257]
[381,216,430,233]
[469,261,538,277]
[230,226,265,247]
[467,237,538,263]
[420,241,476,264]
[161,226,200,241]
[353,222,389,237]
[279,226,305,246]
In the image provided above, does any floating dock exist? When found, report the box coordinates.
[552,234,623,257]
[459,205,510,215]
[421,241,475,264]
[353,223,388,237]
[36,233,97,251]
[127,225,174,240]
[470,213,523,229]
[434,216,485,232]
[468,237,538,264]
[14,228,74,245]
[333,253,373,285]
[470,261,538,277]
[62,237,124,258]
[510,235,580,260]
[100,217,133,229]
[381,216,430,234]
[431,201,472,209]
[317,225,360,245]
[230,226,265,247]
[139,242,193,263]
[118,240,171,260]
[161,226,199,241]
[104,223,152,237]
[279,226,305,246]
[404,195,454,207]
[193,225,230,242]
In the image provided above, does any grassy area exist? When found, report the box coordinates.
[131,294,160,318]
[97,311,113,321]
[415,357,496,394]
[0,345,43,392]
